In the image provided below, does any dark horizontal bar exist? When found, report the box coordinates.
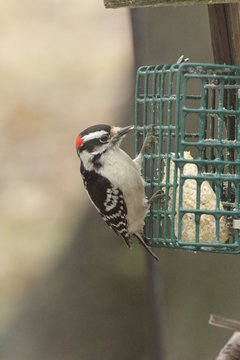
[173,157,240,167]
[182,140,240,148]
[144,240,240,253]
[184,73,240,80]
[183,107,240,115]
[204,83,240,89]
[179,208,237,216]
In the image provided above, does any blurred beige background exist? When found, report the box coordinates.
[1,2,240,360]
[0,0,133,335]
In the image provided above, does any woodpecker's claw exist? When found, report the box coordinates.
[148,189,164,205]
[140,130,158,155]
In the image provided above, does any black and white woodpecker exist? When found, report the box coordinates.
[76,124,159,261]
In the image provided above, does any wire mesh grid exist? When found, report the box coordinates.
[135,62,240,253]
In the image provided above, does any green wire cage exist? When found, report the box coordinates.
[135,62,240,254]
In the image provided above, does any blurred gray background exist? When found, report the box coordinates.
[0,1,239,359]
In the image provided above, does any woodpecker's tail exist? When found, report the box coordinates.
[122,235,132,249]
[134,232,159,261]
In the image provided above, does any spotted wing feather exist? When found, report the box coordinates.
[81,165,131,246]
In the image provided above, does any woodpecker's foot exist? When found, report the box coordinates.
[148,189,164,205]
[140,130,158,155]
[134,130,158,173]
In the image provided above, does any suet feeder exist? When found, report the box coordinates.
[135,62,240,253]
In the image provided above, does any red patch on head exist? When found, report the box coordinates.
[76,135,84,149]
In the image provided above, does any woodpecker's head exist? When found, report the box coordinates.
[76,124,133,162]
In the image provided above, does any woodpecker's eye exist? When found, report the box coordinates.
[99,134,109,143]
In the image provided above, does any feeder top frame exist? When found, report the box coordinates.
[104,0,239,8]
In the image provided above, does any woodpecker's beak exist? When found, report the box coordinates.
[111,125,134,145]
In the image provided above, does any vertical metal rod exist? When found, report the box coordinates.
[208,3,240,246]
[146,255,165,360]
[130,8,165,360]
[208,3,240,163]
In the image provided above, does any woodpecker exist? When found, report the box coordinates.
[76,124,159,261]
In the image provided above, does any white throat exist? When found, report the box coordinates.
[80,150,95,171]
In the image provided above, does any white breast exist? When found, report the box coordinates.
[99,148,148,234]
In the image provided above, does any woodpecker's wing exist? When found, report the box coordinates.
[81,168,130,245]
